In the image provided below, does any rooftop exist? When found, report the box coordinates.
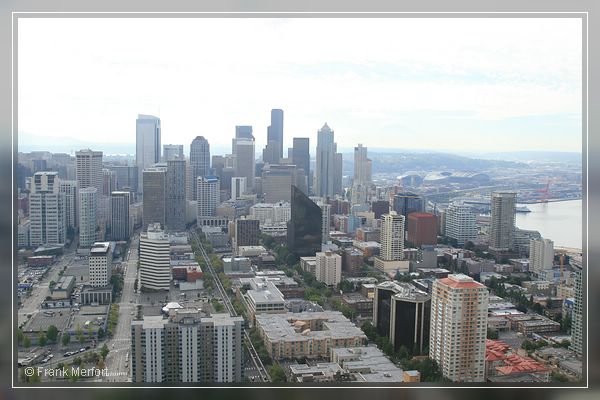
[439,274,485,289]
[90,242,111,255]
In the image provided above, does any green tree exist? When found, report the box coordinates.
[487,328,499,340]
[38,332,48,347]
[23,335,31,348]
[76,325,85,344]
[46,325,58,342]
[62,333,71,346]
[100,343,110,360]
[17,328,24,345]
[97,327,105,339]
[269,365,287,383]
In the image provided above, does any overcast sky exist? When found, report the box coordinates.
[18,17,582,155]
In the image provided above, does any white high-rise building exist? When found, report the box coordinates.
[75,149,103,192]
[445,202,477,245]
[190,136,210,200]
[249,202,291,225]
[197,176,220,220]
[29,172,66,247]
[489,192,516,253]
[380,212,404,261]
[139,223,170,290]
[89,242,112,287]
[78,187,98,248]
[59,180,78,231]
[131,310,244,383]
[231,177,247,200]
[430,274,489,382]
[315,251,342,286]
[233,127,255,192]
[529,238,555,275]
[136,114,161,194]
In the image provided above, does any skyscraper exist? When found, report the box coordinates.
[234,217,260,251]
[190,136,211,200]
[89,241,112,287]
[78,187,98,248]
[165,159,187,231]
[353,144,371,185]
[110,191,131,241]
[380,213,405,261]
[292,137,310,193]
[287,185,322,257]
[197,176,220,221]
[29,172,66,246]
[570,257,583,358]
[392,192,424,227]
[315,123,341,198]
[489,192,516,254]
[131,310,244,383]
[262,164,306,203]
[429,274,489,382]
[162,144,184,162]
[59,180,78,231]
[75,149,103,192]
[444,202,477,245]
[373,281,431,354]
[142,166,167,230]
[102,168,117,196]
[529,238,554,275]
[139,223,170,291]
[267,109,284,162]
[315,251,342,286]
[136,114,161,194]
[233,127,256,192]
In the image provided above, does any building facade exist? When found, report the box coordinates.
[29,172,66,247]
[315,251,342,286]
[110,191,131,241]
[89,242,112,287]
[139,223,171,290]
[136,114,161,195]
[489,192,517,253]
[429,274,489,382]
[143,167,167,230]
[197,176,220,221]
[529,238,555,275]
[166,159,187,231]
[78,187,98,248]
[190,136,210,200]
[287,185,322,257]
[444,202,477,246]
[380,213,405,261]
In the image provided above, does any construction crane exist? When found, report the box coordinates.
[538,178,552,203]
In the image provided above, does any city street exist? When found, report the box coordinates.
[102,233,140,382]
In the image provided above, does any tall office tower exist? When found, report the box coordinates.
[262,141,280,165]
[231,177,247,200]
[489,192,516,254]
[267,109,284,163]
[373,281,431,354]
[59,180,78,231]
[110,191,131,240]
[165,159,187,231]
[131,310,244,383]
[333,152,343,196]
[371,200,390,219]
[234,217,260,249]
[407,212,438,247]
[162,144,184,162]
[29,171,66,246]
[444,202,477,245]
[139,223,170,290]
[212,155,225,178]
[291,137,310,193]
[315,251,342,286]
[136,114,161,194]
[262,164,306,203]
[109,165,138,192]
[100,170,115,198]
[220,167,235,197]
[392,192,424,228]
[197,176,220,220]
[75,149,103,192]
[319,202,331,244]
[143,166,167,230]
[78,187,98,248]
[380,213,405,261]
[89,241,112,287]
[570,258,583,358]
[315,123,339,198]
[353,144,371,185]
[288,185,323,257]
[429,274,489,382]
[529,238,555,275]
[233,127,256,192]
[190,136,210,200]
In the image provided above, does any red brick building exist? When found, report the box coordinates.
[407,212,438,247]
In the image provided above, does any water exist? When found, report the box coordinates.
[515,199,582,250]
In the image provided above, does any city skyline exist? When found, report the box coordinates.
[18,18,582,153]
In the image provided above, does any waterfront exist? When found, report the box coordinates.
[515,199,582,250]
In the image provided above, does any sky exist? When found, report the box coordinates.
[17,17,583,155]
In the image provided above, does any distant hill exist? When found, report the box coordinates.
[472,151,582,164]
[342,151,527,175]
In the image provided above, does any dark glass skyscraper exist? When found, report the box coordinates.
[190,136,210,201]
[267,109,284,162]
[287,185,322,257]
[392,192,424,229]
[165,159,187,231]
